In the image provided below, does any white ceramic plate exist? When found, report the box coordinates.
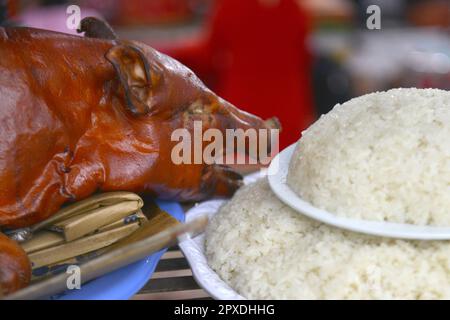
[268,143,450,240]
[178,172,266,300]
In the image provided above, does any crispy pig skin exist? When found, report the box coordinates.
[0,233,31,295]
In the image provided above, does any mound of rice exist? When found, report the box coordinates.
[287,88,450,226]
[205,179,450,299]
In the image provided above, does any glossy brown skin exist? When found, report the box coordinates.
[0,233,31,296]
[0,26,278,229]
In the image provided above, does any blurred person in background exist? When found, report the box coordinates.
[8,0,318,147]
[162,0,317,148]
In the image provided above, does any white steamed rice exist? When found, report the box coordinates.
[205,178,450,299]
[288,88,450,226]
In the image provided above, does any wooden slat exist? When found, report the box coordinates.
[140,276,201,293]
[155,257,190,272]
[160,250,184,259]
[133,289,210,300]
[151,269,192,279]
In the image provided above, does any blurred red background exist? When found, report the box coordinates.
[3,0,449,149]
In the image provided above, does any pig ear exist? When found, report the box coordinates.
[105,44,154,117]
[77,17,117,40]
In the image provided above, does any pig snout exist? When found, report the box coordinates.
[219,99,281,131]
[215,100,281,160]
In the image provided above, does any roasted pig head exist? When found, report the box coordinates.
[0,18,280,228]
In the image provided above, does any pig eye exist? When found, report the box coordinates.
[188,100,205,115]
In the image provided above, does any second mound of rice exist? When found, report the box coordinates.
[205,179,450,299]
[288,88,450,226]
